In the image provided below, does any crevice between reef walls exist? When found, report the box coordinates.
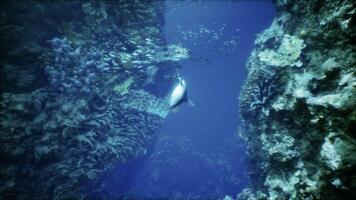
[237,0,356,199]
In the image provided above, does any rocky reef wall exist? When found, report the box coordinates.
[0,1,184,199]
[239,0,356,199]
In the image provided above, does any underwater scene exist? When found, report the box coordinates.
[0,0,355,199]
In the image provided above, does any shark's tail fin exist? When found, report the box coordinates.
[187,99,195,107]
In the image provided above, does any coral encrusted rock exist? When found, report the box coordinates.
[239,0,356,199]
[0,1,180,199]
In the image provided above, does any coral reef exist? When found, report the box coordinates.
[239,0,356,199]
[0,1,183,199]
[257,34,305,68]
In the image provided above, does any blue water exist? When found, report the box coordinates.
[124,1,275,199]
[162,0,275,152]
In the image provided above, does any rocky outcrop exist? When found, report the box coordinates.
[0,1,187,199]
[239,0,356,199]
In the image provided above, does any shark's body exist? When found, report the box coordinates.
[169,77,194,109]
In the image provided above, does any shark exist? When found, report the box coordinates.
[169,76,195,109]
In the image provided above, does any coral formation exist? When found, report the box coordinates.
[0,1,183,199]
[257,34,305,67]
[113,77,134,96]
[239,0,356,199]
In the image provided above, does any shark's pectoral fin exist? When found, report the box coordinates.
[187,99,195,107]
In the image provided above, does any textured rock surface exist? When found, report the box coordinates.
[239,0,356,199]
[0,1,183,199]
